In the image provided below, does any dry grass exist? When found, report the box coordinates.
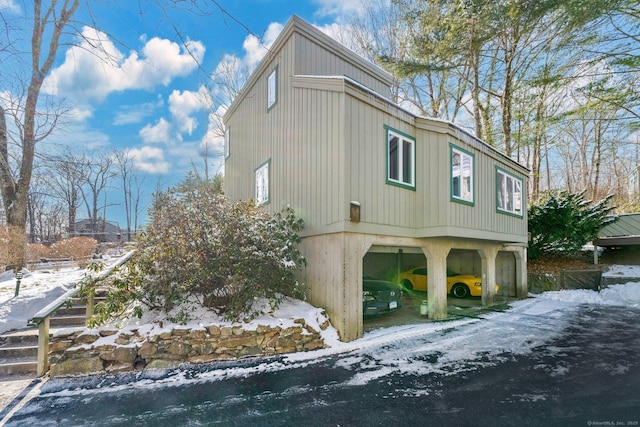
[528,252,600,274]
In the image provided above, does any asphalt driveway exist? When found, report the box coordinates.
[4,302,639,426]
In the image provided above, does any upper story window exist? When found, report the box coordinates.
[385,125,415,190]
[496,167,523,216]
[267,67,277,110]
[255,159,270,206]
[224,127,230,159]
[451,144,474,205]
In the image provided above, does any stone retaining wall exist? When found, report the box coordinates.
[49,318,331,377]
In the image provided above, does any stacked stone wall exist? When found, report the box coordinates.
[49,318,330,377]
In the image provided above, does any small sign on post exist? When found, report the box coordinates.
[14,271,23,297]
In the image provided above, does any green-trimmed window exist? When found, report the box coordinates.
[255,159,270,206]
[451,144,474,205]
[267,67,277,110]
[386,126,415,189]
[496,167,523,216]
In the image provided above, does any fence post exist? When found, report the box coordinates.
[37,318,50,377]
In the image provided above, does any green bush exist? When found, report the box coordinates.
[528,191,616,260]
[82,184,306,325]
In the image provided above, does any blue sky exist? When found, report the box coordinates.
[1,0,365,229]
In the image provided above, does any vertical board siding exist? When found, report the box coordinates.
[226,19,527,243]
[342,92,527,239]
[435,132,527,238]
[287,86,346,229]
[345,95,419,228]
[294,34,391,98]
[227,35,348,228]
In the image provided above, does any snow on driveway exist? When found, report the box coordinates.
[1,262,639,397]
[18,277,638,404]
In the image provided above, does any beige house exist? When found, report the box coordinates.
[224,16,529,342]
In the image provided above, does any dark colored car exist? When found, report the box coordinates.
[363,279,403,316]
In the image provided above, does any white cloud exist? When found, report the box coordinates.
[168,86,209,135]
[113,97,164,126]
[43,26,205,103]
[138,37,205,86]
[313,0,367,18]
[0,0,21,13]
[127,146,170,174]
[198,20,286,173]
[242,22,283,70]
[139,118,172,144]
[201,124,225,156]
[200,102,227,146]
[68,108,93,122]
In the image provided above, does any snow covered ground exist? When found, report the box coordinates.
[2,262,640,426]
[1,261,639,384]
[0,266,87,335]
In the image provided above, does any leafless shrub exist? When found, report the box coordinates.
[0,226,27,271]
[26,244,52,269]
[50,237,99,266]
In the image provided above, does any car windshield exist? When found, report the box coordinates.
[363,280,398,291]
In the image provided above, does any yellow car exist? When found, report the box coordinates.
[398,267,498,298]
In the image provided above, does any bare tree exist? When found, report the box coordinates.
[27,173,66,243]
[350,0,471,120]
[197,55,248,179]
[555,97,626,201]
[46,151,88,238]
[77,151,117,242]
[113,149,146,241]
[0,0,79,268]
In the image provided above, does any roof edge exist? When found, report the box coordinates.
[292,74,530,174]
[335,75,529,174]
[224,15,393,122]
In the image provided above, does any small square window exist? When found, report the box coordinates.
[255,159,270,206]
[267,67,277,110]
[451,145,474,205]
[385,126,415,190]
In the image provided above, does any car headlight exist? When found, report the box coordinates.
[363,295,375,302]
[474,282,481,287]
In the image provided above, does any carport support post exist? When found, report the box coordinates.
[422,243,449,320]
[345,234,372,341]
[479,247,498,306]
[514,248,528,298]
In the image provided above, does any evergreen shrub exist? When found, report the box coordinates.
[528,191,616,260]
[82,184,307,325]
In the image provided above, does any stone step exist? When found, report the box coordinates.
[0,290,109,378]
[70,295,107,303]
[54,306,87,316]
[0,326,87,378]
[0,326,85,345]
[49,315,87,327]
[0,343,38,359]
[0,359,37,376]
[0,330,39,345]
